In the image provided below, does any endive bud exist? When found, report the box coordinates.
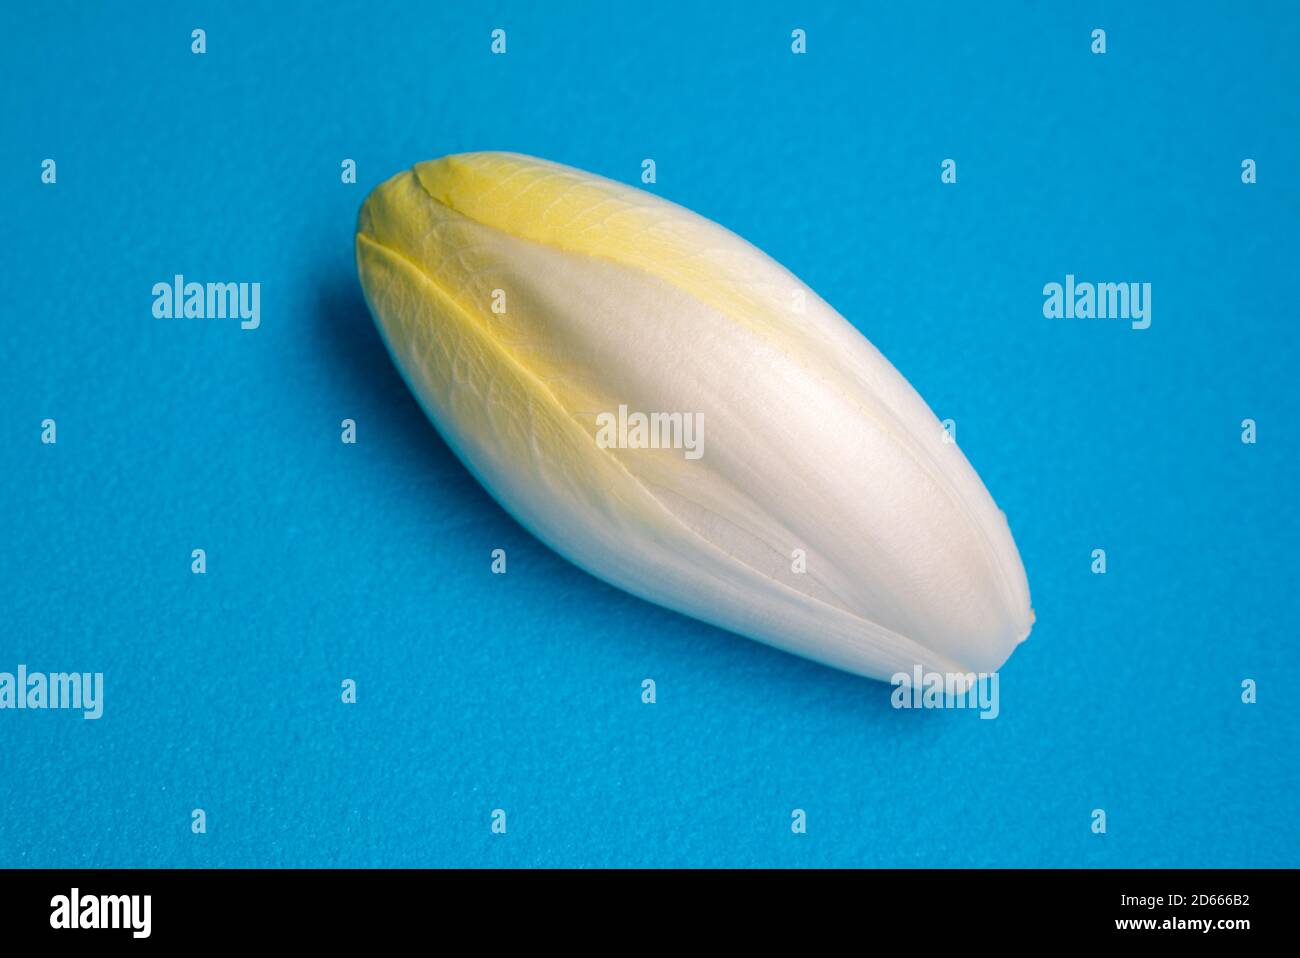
[356,152,1033,681]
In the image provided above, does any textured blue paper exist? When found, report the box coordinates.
[1,1,1297,867]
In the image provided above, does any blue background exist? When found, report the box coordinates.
[2,1,1296,867]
